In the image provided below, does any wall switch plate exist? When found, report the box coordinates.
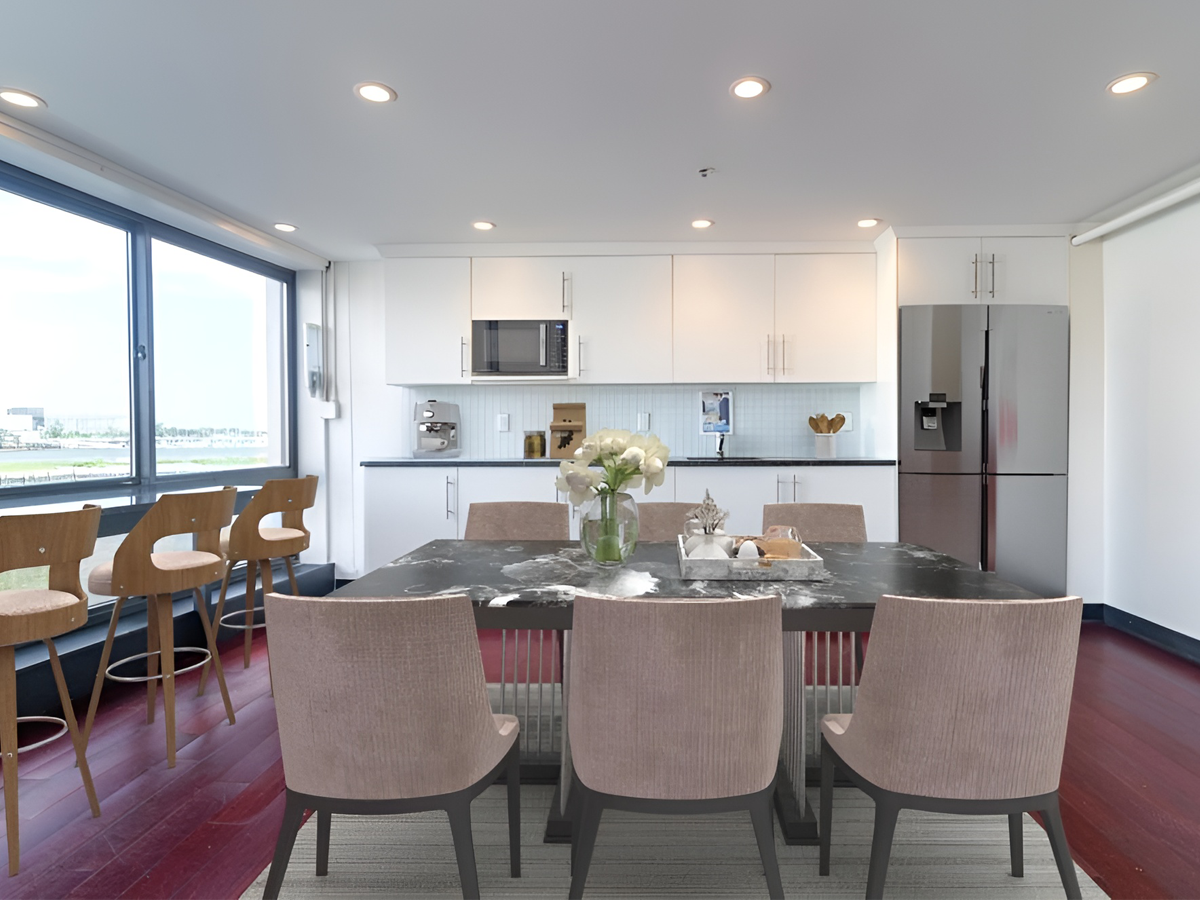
[835,412,853,432]
[497,413,509,432]
[637,412,651,431]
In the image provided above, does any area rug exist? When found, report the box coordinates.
[241,785,1105,898]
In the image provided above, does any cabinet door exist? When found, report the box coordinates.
[897,238,983,306]
[793,465,898,541]
[471,257,570,320]
[981,237,1069,306]
[673,466,779,536]
[774,253,877,382]
[384,258,471,385]
[363,467,458,571]
[672,255,775,383]
[571,256,673,383]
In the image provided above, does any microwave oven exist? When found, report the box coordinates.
[471,320,569,376]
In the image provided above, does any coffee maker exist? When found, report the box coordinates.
[413,401,461,458]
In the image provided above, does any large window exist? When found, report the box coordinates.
[0,162,296,501]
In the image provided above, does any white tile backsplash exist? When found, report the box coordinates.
[400,383,871,459]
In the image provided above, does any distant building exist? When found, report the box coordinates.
[5,407,44,429]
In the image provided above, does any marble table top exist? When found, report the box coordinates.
[334,540,1041,630]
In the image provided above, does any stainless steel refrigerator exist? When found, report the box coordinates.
[898,304,1068,596]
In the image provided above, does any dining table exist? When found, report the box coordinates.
[333,538,1041,844]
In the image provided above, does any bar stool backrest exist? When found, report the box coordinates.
[636,502,702,542]
[568,593,783,801]
[838,594,1083,800]
[111,487,236,596]
[762,502,868,542]
[264,591,512,800]
[226,475,318,560]
[0,504,101,602]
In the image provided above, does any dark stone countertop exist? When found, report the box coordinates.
[334,540,1037,630]
[361,458,896,468]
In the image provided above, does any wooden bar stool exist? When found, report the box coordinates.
[83,487,237,768]
[0,504,103,876]
[201,475,316,686]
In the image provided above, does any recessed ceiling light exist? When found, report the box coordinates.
[273,223,297,233]
[730,77,770,99]
[354,82,397,103]
[473,221,495,231]
[1107,72,1158,95]
[692,219,714,229]
[857,218,880,228]
[0,88,46,109]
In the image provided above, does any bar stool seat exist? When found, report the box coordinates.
[87,551,223,595]
[219,526,305,556]
[0,589,83,627]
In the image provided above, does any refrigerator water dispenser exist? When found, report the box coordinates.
[913,394,962,452]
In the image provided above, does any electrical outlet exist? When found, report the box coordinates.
[497,413,509,432]
[637,412,651,431]
[835,412,853,432]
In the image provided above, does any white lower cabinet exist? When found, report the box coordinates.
[773,466,898,541]
[364,466,458,572]
[458,465,581,540]
[673,467,781,537]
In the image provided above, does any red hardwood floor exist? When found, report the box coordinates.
[2,622,1198,899]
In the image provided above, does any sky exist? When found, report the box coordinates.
[0,188,279,432]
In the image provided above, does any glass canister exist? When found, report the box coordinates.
[523,431,547,459]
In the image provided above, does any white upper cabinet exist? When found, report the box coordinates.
[384,258,471,385]
[571,256,673,384]
[672,255,775,383]
[471,257,571,320]
[774,254,876,383]
[898,236,1068,307]
[981,237,1069,306]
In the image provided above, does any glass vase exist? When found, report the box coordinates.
[580,491,639,566]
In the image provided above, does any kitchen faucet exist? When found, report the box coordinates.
[717,434,726,459]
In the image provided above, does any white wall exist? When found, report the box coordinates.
[1101,195,1200,640]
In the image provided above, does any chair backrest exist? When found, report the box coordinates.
[264,592,511,800]
[568,593,783,801]
[762,503,867,541]
[227,475,318,557]
[0,504,101,600]
[111,487,236,595]
[463,501,569,541]
[840,594,1082,800]
[637,502,701,542]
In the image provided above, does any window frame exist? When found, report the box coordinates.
[0,159,298,504]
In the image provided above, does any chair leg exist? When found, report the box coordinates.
[568,788,603,900]
[749,792,784,899]
[145,596,160,725]
[1042,797,1082,900]
[505,742,521,877]
[819,738,834,875]
[192,589,235,725]
[83,597,126,750]
[44,640,100,818]
[260,558,275,593]
[1009,812,1024,878]
[154,595,177,768]
[199,562,234,697]
[865,797,901,900]
[446,797,480,900]
[263,790,306,900]
[316,809,331,876]
[284,556,300,595]
[1,645,21,875]
[244,560,258,669]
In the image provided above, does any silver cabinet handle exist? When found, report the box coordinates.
[781,335,788,375]
[578,336,584,373]
[562,272,569,314]
[766,334,774,375]
[445,476,455,520]
[460,337,467,378]
[988,254,996,298]
[971,254,980,299]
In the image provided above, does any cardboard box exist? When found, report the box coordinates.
[549,403,586,459]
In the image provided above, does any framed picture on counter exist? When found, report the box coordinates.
[699,390,732,434]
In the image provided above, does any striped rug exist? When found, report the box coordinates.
[242,785,1104,898]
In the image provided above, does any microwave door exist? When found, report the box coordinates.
[496,322,544,374]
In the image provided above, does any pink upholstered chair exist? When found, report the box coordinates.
[261,592,520,900]
[567,593,784,899]
[463,501,569,541]
[818,594,1083,900]
[636,502,701,542]
[762,503,868,542]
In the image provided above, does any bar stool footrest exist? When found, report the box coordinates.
[105,648,212,683]
[219,606,267,631]
[14,716,69,754]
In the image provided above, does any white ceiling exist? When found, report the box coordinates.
[2,0,1199,260]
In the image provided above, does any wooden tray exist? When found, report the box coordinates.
[676,535,828,581]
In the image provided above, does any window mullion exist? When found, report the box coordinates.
[129,227,155,487]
